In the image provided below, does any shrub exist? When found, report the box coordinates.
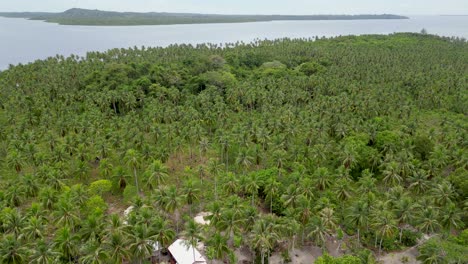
[418,237,468,264]
[315,254,361,264]
[401,229,421,247]
[86,195,108,216]
[89,179,112,196]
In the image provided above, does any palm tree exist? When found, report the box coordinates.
[80,214,105,242]
[162,185,183,233]
[103,231,130,264]
[307,217,328,248]
[53,226,79,263]
[80,240,109,264]
[216,209,243,239]
[29,239,59,264]
[206,201,222,227]
[124,149,141,194]
[129,224,157,264]
[313,167,332,191]
[6,148,24,173]
[207,232,231,263]
[334,178,353,203]
[223,172,239,195]
[38,187,58,210]
[320,207,338,232]
[431,181,455,206]
[70,184,89,208]
[21,174,39,198]
[340,144,358,170]
[294,195,313,244]
[407,169,430,194]
[98,158,113,179]
[381,161,403,187]
[0,234,28,264]
[346,200,368,243]
[199,137,209,159]
[144,160,169,190]
[371,210,397,254]
[2,209,24,237]
[244,173,261,206]
[53,198,80,231]
[393,197,417,242]
[264,175,280,213]
[112,166,131,192]
[249,217,280,264]
[22,216,45,240]
[440,202,464,233]
[236,148,253,174]
[282,184,300,208]
[151,217,175,263]
[182,219,203,264]
[4,185,25,207]
[183,178,201,216]
[207,158,223,199]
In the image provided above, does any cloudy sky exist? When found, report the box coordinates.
[0,0,467,15]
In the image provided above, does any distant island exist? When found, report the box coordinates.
[0,8,409,26]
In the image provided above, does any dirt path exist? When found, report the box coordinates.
[269,246,322,264]
[377,234,434,264]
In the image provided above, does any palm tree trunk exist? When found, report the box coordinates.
[302,229,305,246]
[193,245,196,264]
[133,167,140,195]
[399,228,403,243]
[270,195,273,214]
[357,228,360,244]
[214,174,218,200]
[226,151,229,172]
[379,236,383,255]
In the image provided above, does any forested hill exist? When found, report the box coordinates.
[0,34,467,263]
[0,8,409,25]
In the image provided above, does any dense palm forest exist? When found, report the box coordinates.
[0,33,467,264]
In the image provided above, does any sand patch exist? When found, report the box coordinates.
[378,247,420,264]
[194,211,212,225]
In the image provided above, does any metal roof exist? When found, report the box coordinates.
[168,239,207,264]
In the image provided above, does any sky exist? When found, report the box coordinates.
[0,0,467,15]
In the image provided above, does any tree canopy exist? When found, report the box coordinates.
[0,33,466,263]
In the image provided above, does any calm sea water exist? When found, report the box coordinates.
[1,15,467,70]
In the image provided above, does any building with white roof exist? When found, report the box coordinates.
[168,239,207,264]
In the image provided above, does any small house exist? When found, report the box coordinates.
[168,239,207,264]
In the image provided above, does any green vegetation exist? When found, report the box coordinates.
[0,8,408,26]
[0,33,467,263]
[418,231,468,263]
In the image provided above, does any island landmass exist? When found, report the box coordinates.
[0,8,409,26]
